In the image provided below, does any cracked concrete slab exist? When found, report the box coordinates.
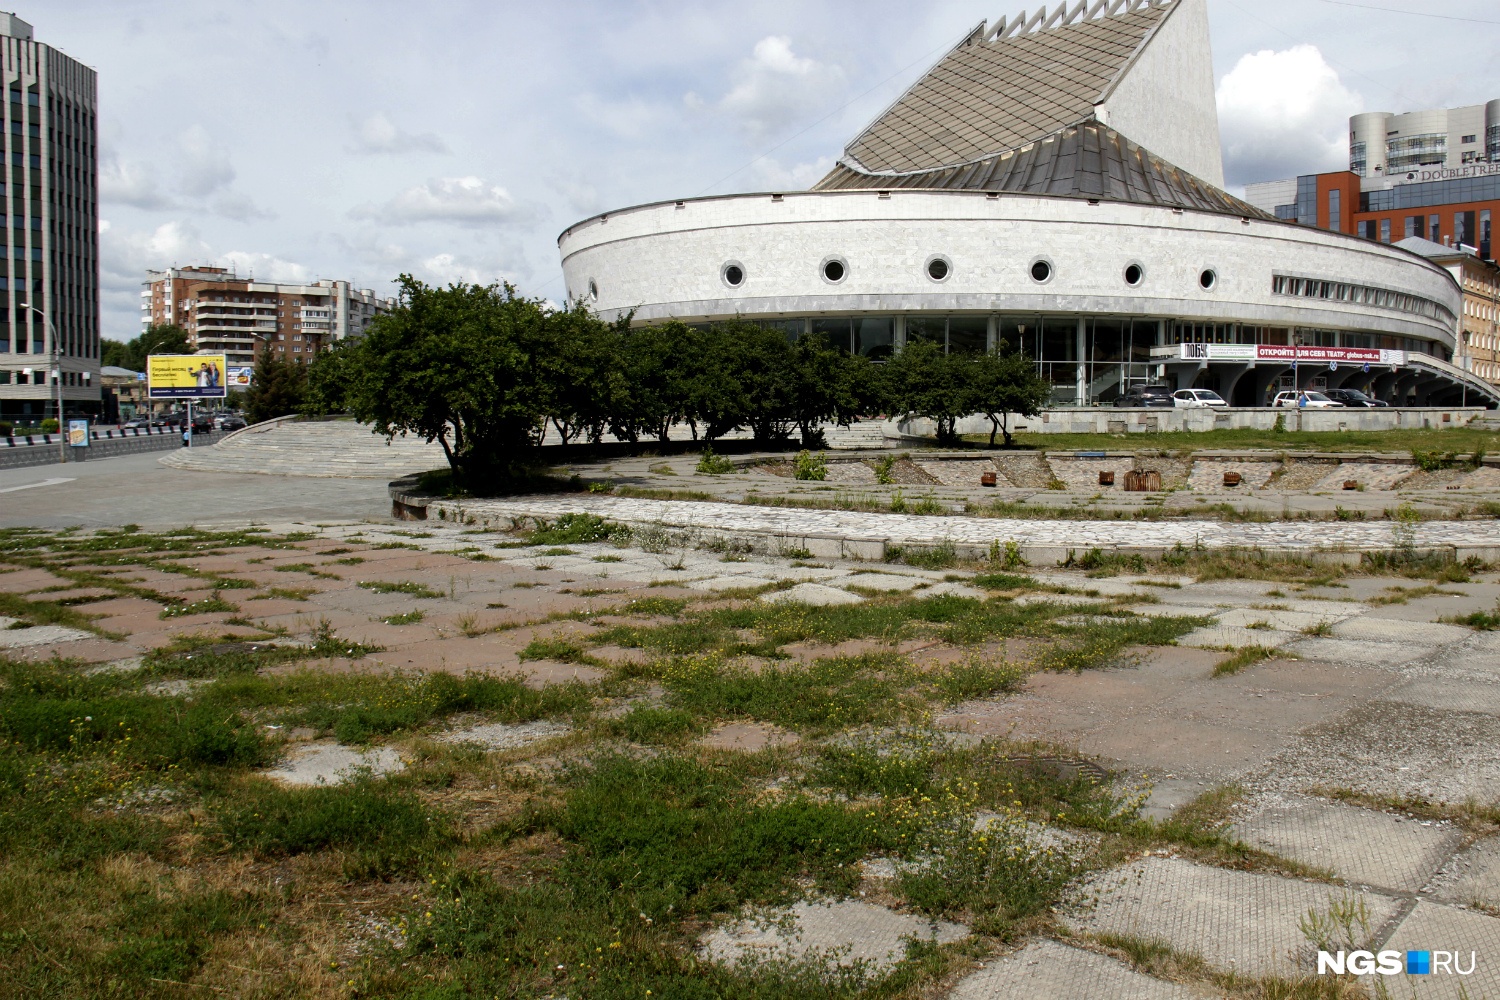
[0,623,94,647]
[1330,617,1474,645]
[948,939,1212,999]
[436,719,569,751]
[1178,625,1297,650]
[1067,857,1401,979]
[760,583,864,606]
[263,743,405,786]
[701,899,967,972]
[1428,837,1500,911]
[1375,901,1500,998]
[1281,636,1432,667]
[1232,794,1462,892]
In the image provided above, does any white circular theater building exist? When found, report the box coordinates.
[560,0,1493,407]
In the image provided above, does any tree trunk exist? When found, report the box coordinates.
[987,414,999,448]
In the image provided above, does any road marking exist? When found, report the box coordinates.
[0,477,75,494]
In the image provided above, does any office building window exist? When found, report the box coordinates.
[1360,220,1378,240]
[1430,215,1441,242]
[1482,209,1492,259]
[1456,210,1476,248]
[1328,189,1341,232]
[1380,219,1391,243]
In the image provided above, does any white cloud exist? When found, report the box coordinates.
[352,176,533,226]
[220,251,310,283]
[573,93,675,141]
[747,154,834,191]
[211,192,277,222]
[99,156,174,210]
[411,250,523,287]
[100,219,214,292]
[1216,45,1362,186]
[690,36,847,141]
[177,125,236,197]
[349,112,450,155]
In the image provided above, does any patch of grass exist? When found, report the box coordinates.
[213,777,452,876]
[656,652,924,736]
[1038,614,1209,673]
[930,655,1028,703]
[1446,606,1500,630]
[384,610,426,626]
[158,593,239,619]
[1301,619,1335,637]
[273,562,340,580]
[1213,645,1280,676]
[358,579,444,598]
[527,513,630,546]
[972,572,1041,591]
[888,541,958,569]
[0,591,118,638]
[608,705,703,743]
[519,637,595,664]
[1316,786,1500,834]
[593,554,624,563]
[333,555,365,565]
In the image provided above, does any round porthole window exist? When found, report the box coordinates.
[722,262,745,288]
[926,255,951,282]
[1029,258,1054,284]
[1124,263,1144,287]
[821,256,848,284]
[1199,268,1217,290]
[587,278,599,300]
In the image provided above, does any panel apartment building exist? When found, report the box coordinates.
[0,13,99,423]
[1245,100,1500,386]
[141,266,395,368]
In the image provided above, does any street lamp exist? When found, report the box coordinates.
[17,303,66,464]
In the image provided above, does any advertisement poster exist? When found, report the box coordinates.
[67,419,89,447]
[147,355,227,399]
[227,365,253,388]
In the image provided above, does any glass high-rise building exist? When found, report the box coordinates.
[0,13,98,423]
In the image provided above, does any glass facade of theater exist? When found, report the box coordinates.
[689,313,1449,407]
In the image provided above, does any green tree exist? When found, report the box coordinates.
[327,276,551,483]
[100,324,191,372]
[967,347,1053,447]
[243,351,308,425]
[540,304,625,446]
[881,339,969,444]
[611,322,700,445]
[785,336,865,448]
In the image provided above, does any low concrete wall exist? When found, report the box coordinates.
[0,429,220,471]
[891,406,1488,438]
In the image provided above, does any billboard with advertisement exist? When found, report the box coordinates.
[147,355,227,398]
[67,419,89,447]
[226,365,253,388]
[1171,344,1407,366]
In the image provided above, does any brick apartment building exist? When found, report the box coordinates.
[140,266,395,368]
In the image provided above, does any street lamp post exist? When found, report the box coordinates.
[18,304,66,464]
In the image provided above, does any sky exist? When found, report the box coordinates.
[32,0,1500,343]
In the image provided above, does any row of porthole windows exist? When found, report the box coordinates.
[713,258,1218,292]
[584,262,1220,302]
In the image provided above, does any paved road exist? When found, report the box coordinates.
[0,451,393,529]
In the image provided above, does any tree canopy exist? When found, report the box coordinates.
[100,324,190,372]
[306,275,1057,485]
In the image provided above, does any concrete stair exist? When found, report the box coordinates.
[159,418,445,478]
[823,419,891,450]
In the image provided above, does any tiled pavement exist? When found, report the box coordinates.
[7,516,1500,996]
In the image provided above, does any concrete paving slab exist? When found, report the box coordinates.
[837,572,926,592]
[0,623,94,648]
[1331,618,1474,645]
[948,938,1210,1000]
[1011,593,1109,608]
[1140,777,1219,823]
[760,583,864,606]
[1281,636,1432,667]
[699,721,800,752]
[686,576,777,592]
[1178,626,1297,650]
[1375,901,1500,998]
[1429,836,1500,911]
[1380,677,1500,716]
[1233,794,1461,892]
[1125,604,1224,619]
[435,719,568,751]
[1217,608,1348,633]
[263,743,405,786]
[701,899,967,972]
[1068,857,1401,978]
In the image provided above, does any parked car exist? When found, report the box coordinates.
[1115,385,1175,408]
[216,415,247,432]
[120,417,150,430]
[1271,390,1343,409]
[1172,389,1228,408]
[1323,388,1388,408]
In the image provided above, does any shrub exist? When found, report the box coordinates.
[695,446,736,475]
[529,512,629,545]
[0,421,11,437]
[792,450,827,481]
[40,418,59,433]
